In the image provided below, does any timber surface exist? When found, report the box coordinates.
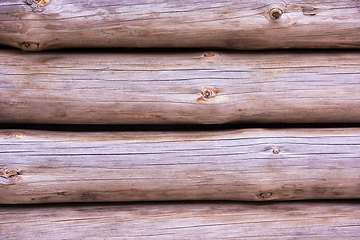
[1,128,360,204]
[1,0,360,50]
[1,49,360,124]
[0,201,360,239]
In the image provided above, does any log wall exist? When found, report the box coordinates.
[1,128,360,204]
[1,49,359,124]
[1,202,359,239]
[1,0,360,51]
[1,1,360,237]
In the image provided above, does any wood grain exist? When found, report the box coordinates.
[1,49,360,124]
[1,0,360,50]
[1,128,360,204]
[0,201,359,239]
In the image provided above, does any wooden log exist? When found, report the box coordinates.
[1,128,360,204]
[1,0,360,51]
[0,201,359,239]
[1,49,360,124]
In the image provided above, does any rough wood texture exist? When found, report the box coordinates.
[1,49,360,124]
[0,202,359,239]
[1,0,360,51]
[1,129,360,204]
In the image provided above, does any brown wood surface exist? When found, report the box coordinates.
[1,0,360,51]
[0,201,359,239]
[1,128,360,204]
[1,49,360,124]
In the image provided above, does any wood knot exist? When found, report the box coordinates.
[302,7,317,16]
[257,191,273,199]
[198,87,219,102]
[269,8,283,20]
[25,0,49,12]
[204,53,214,57]
[201,87,217,99]
[35,0,50,6]
[10,132,24,138]
[272,149,280,154]
[0,167,23,184]
[26,0,50,7]
[20,42,40,51]
[4,169,19,178]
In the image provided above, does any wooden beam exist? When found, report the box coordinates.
[0,202,359,238]
[1,129,360,204]
[1,49,360,124]
[1,0,360,51]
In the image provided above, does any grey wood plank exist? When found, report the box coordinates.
[1,49,360,124]
[1,0,360,50]
[0,201,359,239]
[1,129,360,204]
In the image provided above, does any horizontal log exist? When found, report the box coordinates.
[1,202,359,239]
[1,0,360,51]
[1,128,360,204]
[1,49,360,124]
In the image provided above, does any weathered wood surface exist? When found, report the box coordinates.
[1,128,360,204]
[1,50,360,124]
[1,0,360,51]
[0,201,359,239]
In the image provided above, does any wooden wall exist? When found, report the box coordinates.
[1,0,360,238]
[1,128,360,204]
[1,0,360,50]
[1,49,359,124]
[1,201,359,239]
